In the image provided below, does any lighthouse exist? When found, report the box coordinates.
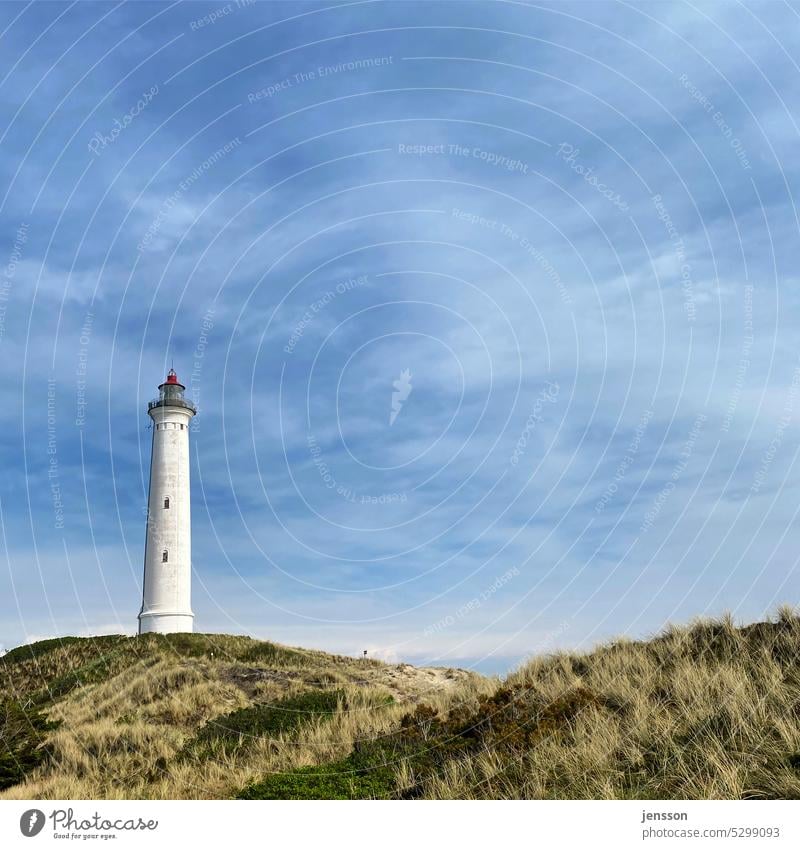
[138,369,196,634]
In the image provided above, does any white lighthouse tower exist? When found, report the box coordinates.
[138,369,196,634]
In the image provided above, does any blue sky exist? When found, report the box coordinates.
[1,0,799,673]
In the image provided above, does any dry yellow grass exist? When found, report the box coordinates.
[410,609,800,799]
[4,611,798,799]
[0,633,485,799]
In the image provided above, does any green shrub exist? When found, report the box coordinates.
[1,637,84,666]
[237,762,393,800]
[237,686,619,799]
[0,700,60,789]
[34,651,126,704]
[137,633,227,659]
[184,689,345,758]
[236,641,309,667]
[237,746,397,800]
[132,633,308,666]
[237,703,464,800]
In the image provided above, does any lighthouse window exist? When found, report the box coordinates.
[164,497,170,509]
[162,550,168,563]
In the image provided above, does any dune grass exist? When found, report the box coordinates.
[238,609,800,800]
[398,609,800,799]
[3,611,800,799]
[182,689,350,760]
[0,632,481,799]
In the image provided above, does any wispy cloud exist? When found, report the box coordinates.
[0,1,798,672]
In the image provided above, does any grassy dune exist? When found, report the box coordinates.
[406,609,800,799]
[0,632,486,799]
[2,610,800,799]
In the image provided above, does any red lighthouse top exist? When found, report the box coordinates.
[157,368,186,392]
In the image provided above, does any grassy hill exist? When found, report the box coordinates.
[0,632,486,799]
[2,610,800,799]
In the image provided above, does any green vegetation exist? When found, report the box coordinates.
[236,641,310,667]
[240,610,800,800]
[4,612,800,800]
[0,634,316,707]
[0,700,59,790]
[0,631,461,799]
[235,689,615,799]
[37,652,129,704]
[402,610,800,799]
[184,690,346,758]
[237,749,396,800]
[1,636,85,665]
